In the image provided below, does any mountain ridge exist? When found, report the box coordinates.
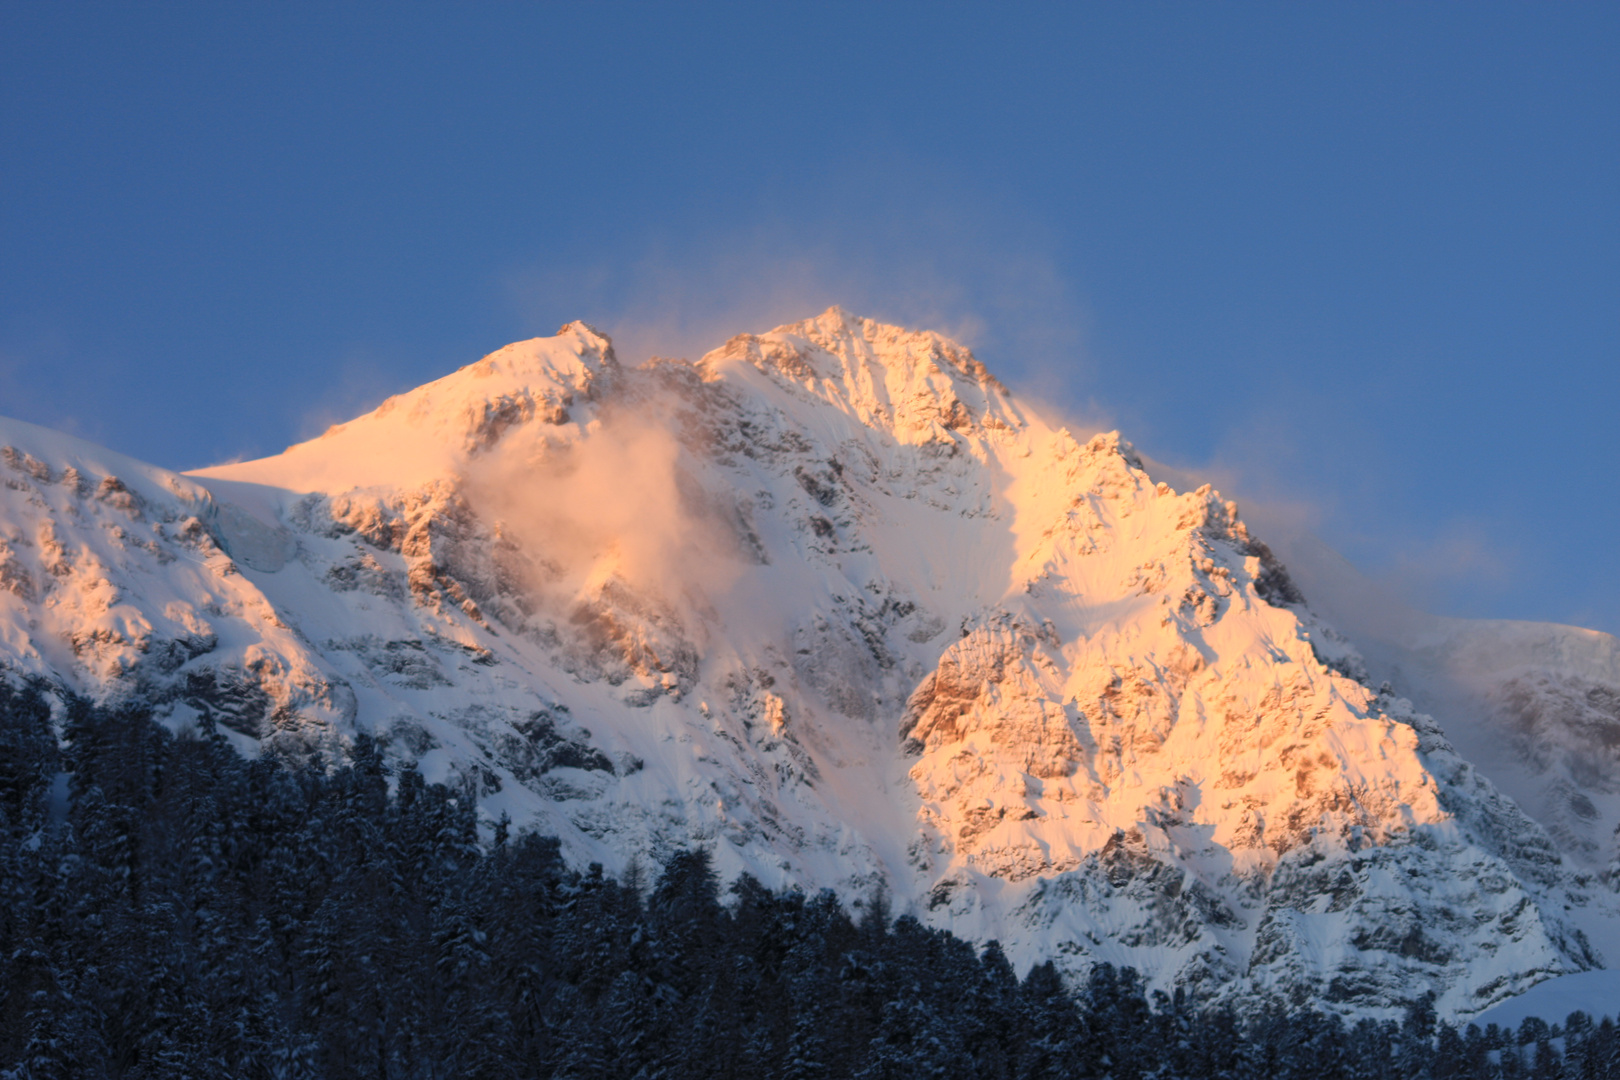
[0,308,1613,1018]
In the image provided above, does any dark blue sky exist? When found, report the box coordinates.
[2,3,1616,632]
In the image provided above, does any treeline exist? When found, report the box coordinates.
[0,683,1616,1079]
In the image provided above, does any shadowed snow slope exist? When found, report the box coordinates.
[1248,524,1620,970]
[1,309,1612,1018]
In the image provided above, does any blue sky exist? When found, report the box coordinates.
[2,3,1616,632]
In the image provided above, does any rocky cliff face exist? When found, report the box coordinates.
[1245,522,1620,965]
[0,309,1610,1017]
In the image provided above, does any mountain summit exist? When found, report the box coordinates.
[0,310,1613,1016]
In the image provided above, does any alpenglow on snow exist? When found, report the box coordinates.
[2,307,1618,1018]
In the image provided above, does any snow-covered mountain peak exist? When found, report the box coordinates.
[702,307,1024,448]
[195,322,618,494]
[1,310,1614,1018]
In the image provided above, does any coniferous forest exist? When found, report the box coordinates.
[1,682,1616,1080]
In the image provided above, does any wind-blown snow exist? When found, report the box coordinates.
[0,309,1613,1019]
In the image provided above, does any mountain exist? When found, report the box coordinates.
[0,308,1611,1017]
[1244,525,1620,967]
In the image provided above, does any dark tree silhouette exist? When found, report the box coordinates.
[0,687,1609,1080]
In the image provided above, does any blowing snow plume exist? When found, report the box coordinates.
[459,392,759,690]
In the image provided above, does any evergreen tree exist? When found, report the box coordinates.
[2,696,1606,1080]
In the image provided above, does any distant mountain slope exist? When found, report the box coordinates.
[1248,523,1620,962]
[0,309,1609,1017]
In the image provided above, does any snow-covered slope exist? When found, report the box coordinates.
[0,310,1609,1017]
[0,418,350,759]
[1248,527,1620,964]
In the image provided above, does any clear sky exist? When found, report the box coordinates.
[2,3,1616,633]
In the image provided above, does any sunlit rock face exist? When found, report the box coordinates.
[0,308,1611,1016]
